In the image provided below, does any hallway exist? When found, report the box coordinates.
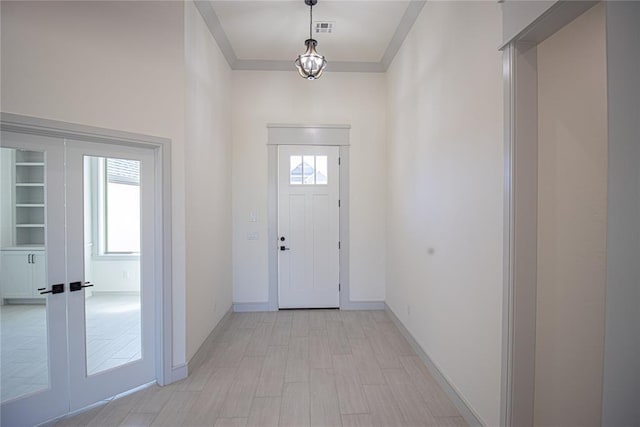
[54,310,466,426]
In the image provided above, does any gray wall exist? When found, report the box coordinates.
[602,2,640,426]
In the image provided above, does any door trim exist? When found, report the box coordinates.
[499,3,600,426]
[260,124,378,312]
[0,112,174,387]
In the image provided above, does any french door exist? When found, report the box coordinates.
[277,145,340,308]
[1,131,157,426]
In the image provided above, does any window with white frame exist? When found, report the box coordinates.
[99,158,140,254]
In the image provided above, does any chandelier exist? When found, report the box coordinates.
[294,0,328,80]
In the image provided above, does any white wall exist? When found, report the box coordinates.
[0,1,188,367]
[385,2,503,426]
[602,2,640,425]
[184,1,233,362]
[231,71,387,305]
[535,5,608,425]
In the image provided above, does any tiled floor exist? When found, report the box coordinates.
[54,309,466,427]
[0,293,141,402]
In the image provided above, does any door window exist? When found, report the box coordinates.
[289,155,328,185]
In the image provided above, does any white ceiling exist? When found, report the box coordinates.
[197,1,426,72]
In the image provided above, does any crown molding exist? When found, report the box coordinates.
[194,0,426,73]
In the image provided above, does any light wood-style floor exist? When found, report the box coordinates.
[54,310,467,427]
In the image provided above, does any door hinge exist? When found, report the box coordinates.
[338,241,341,249]
[338,157,341,165]
[338,199,341,208]
[339,283,341,291]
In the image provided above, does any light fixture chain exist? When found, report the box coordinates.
[309,3,312,40]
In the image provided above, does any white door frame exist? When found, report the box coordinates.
[499,2,599,426]
[0,113,174,388]
[257,123,379,312]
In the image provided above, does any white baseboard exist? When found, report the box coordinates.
[233,302,272,312]
[170,363,188,383]
[384,303,484,427]
[342,300,385,310]
[233,301,385,311]
[187,306,234,373]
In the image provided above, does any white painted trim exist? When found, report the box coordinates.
[235,60,385,73]
[187,307,233,373]
[267,145,279,311]
[0,112,175,388]
[193,0,237,68]
[500,43,515,427]
[233,302,271,312]
[341,301,385,310]
[500,1,598,50]
[500,4,601,425]
[385,303,483,427]
[380,0,426,69]
[501,40,539,427]
[170,364,188,383]
[338,145,351,310]
[267,124,351,129]
[193,0,426,73]
[267,125,351,146]
[267,126,352,310]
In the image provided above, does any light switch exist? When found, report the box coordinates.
[247,232,259,240]
[249,211,257,222]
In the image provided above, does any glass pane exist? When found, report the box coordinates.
[315,155,328,184]
[1,147,49,402]
[106,159,140,253]
[84,156,141,375]
[290,155,303,185]
[303,155,315,185]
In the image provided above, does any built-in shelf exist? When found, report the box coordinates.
[13,150,45,246]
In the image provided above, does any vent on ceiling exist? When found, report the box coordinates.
[314,21,335,34]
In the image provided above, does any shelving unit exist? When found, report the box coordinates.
[13,150,45,247]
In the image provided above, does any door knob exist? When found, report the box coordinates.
[280,237,286,241]
[70,281,94,292]
[38,284,64,295]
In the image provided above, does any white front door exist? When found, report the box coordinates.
[278,145,340,308]
[1,132,157,426]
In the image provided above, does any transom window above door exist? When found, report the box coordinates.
[289,155,328,185]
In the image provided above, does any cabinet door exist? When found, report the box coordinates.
[31,252,46,297]
[0,251,32,298]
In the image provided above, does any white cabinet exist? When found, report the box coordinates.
[0,250,46,299]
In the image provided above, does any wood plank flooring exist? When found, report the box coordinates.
[55,310,467,427]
